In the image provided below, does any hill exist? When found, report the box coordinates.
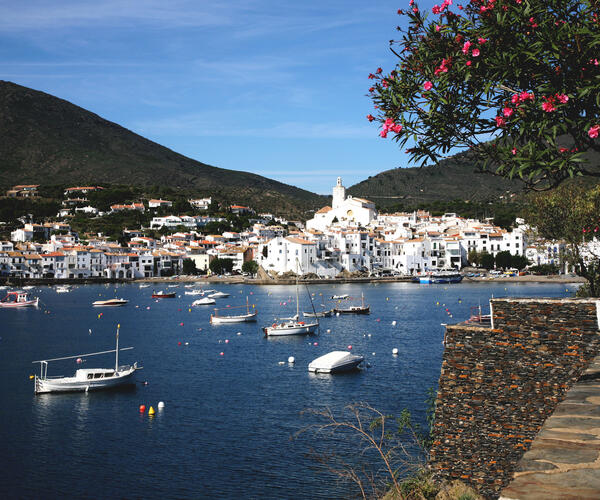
[0,81,326,216]
[348,147,600,210]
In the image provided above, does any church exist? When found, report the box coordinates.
[306,177,377,231]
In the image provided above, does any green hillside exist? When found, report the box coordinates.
[0,81,326,216]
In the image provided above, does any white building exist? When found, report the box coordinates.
[306,177,377,231]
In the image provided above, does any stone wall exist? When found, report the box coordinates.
[429,298,600,499]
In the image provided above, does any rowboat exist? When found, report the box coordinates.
[32,325,140,394]
[0,290,39,308]
[210,298,257,324]
[308,351,364,374]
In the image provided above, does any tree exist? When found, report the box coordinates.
[182,258,198,275]
[369,0,600,189]
[527,184,600,296]
[242,260,259,275]
[479,251,495,270]
[467,249,480,266]
[494,250,512,269]
[209,257,234,275]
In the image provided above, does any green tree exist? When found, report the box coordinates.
[369,0,600,189]
[527,184,600,296]
[494,250,512,270]
[511,254,530,271]
[182,258,198,275]
[480,252,495,270]
[467,250,480,266]
[209,257,234,275]
[242,260,259,275]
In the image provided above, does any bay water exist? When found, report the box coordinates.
[0,282,574,498]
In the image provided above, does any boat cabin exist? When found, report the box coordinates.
[75,368,120,381]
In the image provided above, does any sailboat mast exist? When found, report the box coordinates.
[296,260,300,318]
[115,324,120,371]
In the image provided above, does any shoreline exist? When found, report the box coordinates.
[1,274,585,287]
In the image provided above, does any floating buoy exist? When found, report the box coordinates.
[237,332,241,335]
[178,308,182,311]
[278,361,285,365]
[189,308,191,312]
[372,352,376,356]
[29,374,34,379]
[178,341,182,345]
[326,329,331,333]
[391,320,397,326]
[376,318,381,322]
[179,322,184,326]
[158,401,165,409]
[220,352,224,356]
[76,358,83,364]
[225,339,229,343]
[146,306,150,310]
[313,342,318,346]
[288,356,295,364]
[139,405,146,413]
[148,406,155,416]
[184,342,189,346]
[347,345,352,350]
[392,348,399,356]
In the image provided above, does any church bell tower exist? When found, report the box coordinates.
[332,176,345,209]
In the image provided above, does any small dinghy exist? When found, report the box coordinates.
[308,351,364,374]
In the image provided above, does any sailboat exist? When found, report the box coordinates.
[210,297,257,324]
[263,261,318,336]
[334,292,370,314]
[32,324,140,394]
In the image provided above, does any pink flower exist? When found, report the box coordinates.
[465,60,472,66]
[432,5,441,14]
[366,114,375,122]
[462,41,472,55]
[503,107,513,117]
[520,91,534,101]
[472,48,480,57]
[382,80,388,88]
[436,24,441,32]
[589,125,600,139]
[511,94,520,105]
[556,93,569,104]
[495,116,506,127]
[559,147,568,153]
[376,67,382,74]
[380,130,388,138]
[542,101,556,112]
[478,37,488,44]
[511,148,517,155]
[423,81,433,91]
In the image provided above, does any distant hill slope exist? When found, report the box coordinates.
[348,148,600,209]
[0,81,325,215]
[348,150,526,208]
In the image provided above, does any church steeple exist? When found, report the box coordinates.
[332,177,345,209]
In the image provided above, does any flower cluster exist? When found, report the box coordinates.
[380,118,403,138]
[434,58,451,75]
[590,125,600,139]
[431,0,452,15]
[541,93,568,112]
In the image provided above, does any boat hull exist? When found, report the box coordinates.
[263,322,318,336]
[308,351,365,373]
[0,298,39,308]
[210,312,257,324]
[303,310,333,318]
[418,274,463,284]
[34,366,138,394]
[334,306,370,315]
[92,299,128,307]
[152,293,176,298]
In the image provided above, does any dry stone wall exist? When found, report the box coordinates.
[429,298,600,499]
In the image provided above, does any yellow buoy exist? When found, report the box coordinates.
[148,406,155,416]
[29,375,34,379]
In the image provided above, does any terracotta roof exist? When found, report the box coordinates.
[286,237,315,245]
[316,206,332,214]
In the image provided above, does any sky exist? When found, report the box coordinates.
[0,0,440,195]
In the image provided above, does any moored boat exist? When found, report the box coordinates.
[192,297,216,306]
[303,309,333,318]
[92,298,129,307]
[32,325,140,394]
[210,297,257,324]
[208,291,230,298]
[334,293,370,315]
[152,291,176,298]
[308,351,365,374]
[416,270,463,284]
[0,290,39,308]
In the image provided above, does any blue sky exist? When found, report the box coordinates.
[0,0,439,194]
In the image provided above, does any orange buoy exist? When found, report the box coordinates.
[139,405,146,413]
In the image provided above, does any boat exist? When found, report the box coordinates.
[192,297,216,306]
[92,298,129,307]
[308,351,365,374]
[55,285,70,293]
[334,293,370,315]
[22,285,35,290]
[138,283,150,288]
[303,308,333,318]
[331,294,349,300]
[263,262,318,336]
[0,290,39,308]
[184,289,204,296]
[210,297,257,324]
[32,325,140,394]
[416,270,463,284]
[208,291,230,298]
[152,291,176,298]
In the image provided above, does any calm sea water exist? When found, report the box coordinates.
[0,281,576,499]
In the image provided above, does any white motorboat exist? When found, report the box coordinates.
[92,298,129,307]
[208,291,230,298]
[138,283,150,288]
[23,285,35,290]
[331,294,349,300]
[32,325,140,394]
[192,297,216,306]
[0,290,39,308]
[55,285,70,293]
[263,261,318,336]
[308,351,365,374]
[184,289,204,296]
[210,297,257,324]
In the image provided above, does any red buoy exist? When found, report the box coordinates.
[139,405,146,413]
